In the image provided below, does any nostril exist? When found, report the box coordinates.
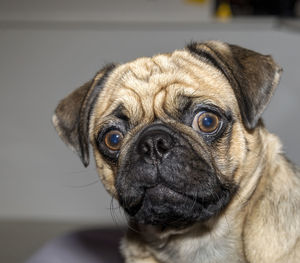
[156,138,170,155]
[141,141,151,155]
[139,138,154,158]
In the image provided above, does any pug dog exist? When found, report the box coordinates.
[52,41,300,263]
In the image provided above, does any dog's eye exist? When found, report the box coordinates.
[104,130,124,151]
[193,111,220,134]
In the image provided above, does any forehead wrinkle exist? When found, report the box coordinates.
[120,64,173,121]
[151,59,163,74]
[137,58,204,120]
[124,65,149,83]
[171,52,237,109]
[104,87,147,127]
[171,53,217,86]
[149,70,195,120]
[136,60,162,81]
[123,81,156,121]
[118,85,146,122]
[125,56,164,83]
[93,87,145,132]
[95,63,148,114]
[152,85,169,120]
[172,50,231,89]
[152,53,175,72]
[152,72,210,121]
[153,78,196,120]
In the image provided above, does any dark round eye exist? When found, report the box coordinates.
[193,111,220,133]
[104,130,124,151]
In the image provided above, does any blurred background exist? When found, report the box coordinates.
[0,0,299,262]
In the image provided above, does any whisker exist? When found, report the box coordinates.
[63,179,100,188]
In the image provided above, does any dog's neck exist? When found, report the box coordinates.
[124,126,290,263]
[126,213,245,263]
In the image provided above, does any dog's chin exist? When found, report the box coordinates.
[125,184,232,227]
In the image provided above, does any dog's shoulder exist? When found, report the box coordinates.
[243,133,300,262]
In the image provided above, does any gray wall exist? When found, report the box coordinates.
[0,6,300,223]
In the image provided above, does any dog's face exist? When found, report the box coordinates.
[53,41,281,226]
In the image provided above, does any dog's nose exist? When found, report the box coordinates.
[138,127,174,163]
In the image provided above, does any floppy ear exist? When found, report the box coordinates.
[187,41,282,129]
[52,64,115,167]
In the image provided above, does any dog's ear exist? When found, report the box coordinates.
[187,41,282,129]
[52,64,115,167]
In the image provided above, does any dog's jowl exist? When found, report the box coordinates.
[53,41,300,263]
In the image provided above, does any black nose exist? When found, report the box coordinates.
[137,126,174,163]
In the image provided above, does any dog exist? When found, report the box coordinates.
[52,41,300,263]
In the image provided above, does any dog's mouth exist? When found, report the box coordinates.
[120,183,233,226]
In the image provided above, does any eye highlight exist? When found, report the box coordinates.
[193,111,220,134]
[104,130,124,151]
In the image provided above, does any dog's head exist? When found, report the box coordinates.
[53,41,281,226]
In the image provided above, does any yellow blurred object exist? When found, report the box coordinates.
[185,0,207,5]
[216,2,232,20]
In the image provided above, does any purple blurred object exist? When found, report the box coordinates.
[26,228,125,263]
